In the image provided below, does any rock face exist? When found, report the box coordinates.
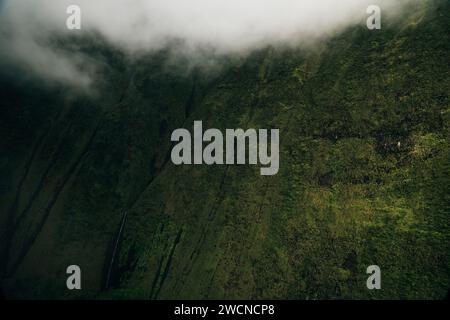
[0,1,449,299]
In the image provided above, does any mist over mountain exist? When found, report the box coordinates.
[1,0,419,87]
[0,0,449,300]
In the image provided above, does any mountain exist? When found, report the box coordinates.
[0,0,449,299]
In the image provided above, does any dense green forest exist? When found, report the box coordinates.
[0,0,449,299]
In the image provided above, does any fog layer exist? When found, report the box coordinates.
[0,0,416,87]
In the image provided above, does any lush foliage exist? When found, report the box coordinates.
[0,0,449,299]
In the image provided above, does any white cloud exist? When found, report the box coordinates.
[0,0,417,87]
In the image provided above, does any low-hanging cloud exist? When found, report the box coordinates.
[0,0,418,88]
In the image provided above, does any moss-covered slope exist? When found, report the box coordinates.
[0,0,449,299]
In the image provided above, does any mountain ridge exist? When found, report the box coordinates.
[0,0,449,299]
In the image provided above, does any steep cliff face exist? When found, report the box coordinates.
[0,1,449,299]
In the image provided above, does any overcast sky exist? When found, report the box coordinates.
[0,0,417,87]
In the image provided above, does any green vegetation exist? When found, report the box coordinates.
[0,0,449,299]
